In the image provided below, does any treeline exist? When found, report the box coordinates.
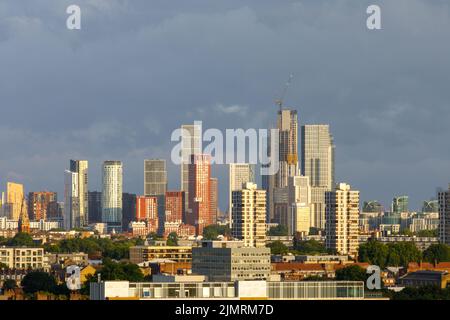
[267,239,329,255]
[359,240,450,268]
[44,237,144,260]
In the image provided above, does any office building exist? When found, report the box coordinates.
[288,176,311,235]
[187,154,211,235]
[165,191,185,224]
[102,161,123,233]
[229,163,254,225]
[90,280,365,300]
[439,185,450,245]
[422,199,439,213]
[180,123,202,211]
[122,193,137,231]
[129,245,192,264]
[231,183,266,248]
[392,196,409,214]
[64,170,79,230]
[362,201,384,214]
[6,182,25,221]
[136,196,158,233]
[209,178,218,224]
[301,125,335,230]
[192,241,271,282]
[27,191,57,221]
[276,109,299,188]
[88,191,102,223]
[70,160,89,227]
[325,183,359,258]
[144,159,167,231]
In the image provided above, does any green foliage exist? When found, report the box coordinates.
[202,224,231,240]
[423,244,450,263]
[0,262,9,270]
[7,233,35,247]
[2,279,17,291]
[21,271,59,294]
[359,240,422,267]
[293,239,328,255]
[399,228,413,236]
[386,242,421,267]
[268,225,288,236]
[166,232,178,246]
[98,258,144,282]
[359,240,389,268]
[391,285,450,300]
[44,237,142,260]
[266,241,289,255]
[416,229,438,237]
[335,265,367,281]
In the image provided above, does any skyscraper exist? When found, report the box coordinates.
[301,125,335,230]
[136,195,158,233]
[325,183,359,258]
[165,191,185,224]
[276,109,299,188]
[64,170,79,230]
[392,196,409,214]
[231,182,266,248]
[102,161,123,233]
[265,109,299,226]
[229,163,254,226]
[6,182,25,220]
[209,178,218,225]
[88,191,102,224]
[144,159,167,231]
[187,154,211,235]
[27,191,57,221]
[70,160,89,227]
[438,185,450,245]
[122,193,137,231]
[181,123,202,211]
[288,176,311,235]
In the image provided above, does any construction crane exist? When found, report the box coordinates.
[275,73,294,112]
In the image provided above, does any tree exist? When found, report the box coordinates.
[358,240,389,268]
[399,228,413,236]
[423,244,450,263]
[335,265,367,281]
[0,262,9,270]
[166,232,178,246]
[416,229,438,237]
[386,242,422,267]
[267,241,289,255]
[21,271,58,294]
[7,232,35,247]
[202,224,231,240]
[2,279,17,291]
[294,239,327,254]
[268,225,288,236]
[99,258,144,282]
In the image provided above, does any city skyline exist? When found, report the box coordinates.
[1,0,450,213]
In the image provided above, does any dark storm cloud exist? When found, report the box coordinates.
[0,0,449,211]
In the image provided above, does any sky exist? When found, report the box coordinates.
[0,0,450,212]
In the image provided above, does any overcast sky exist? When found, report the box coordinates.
[1,0,450,212]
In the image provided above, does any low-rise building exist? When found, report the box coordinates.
[90,280,365,300]
[398,270,450,289]
[129,245,192,264]
[192,240,271,282]
[0,247,46,270]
